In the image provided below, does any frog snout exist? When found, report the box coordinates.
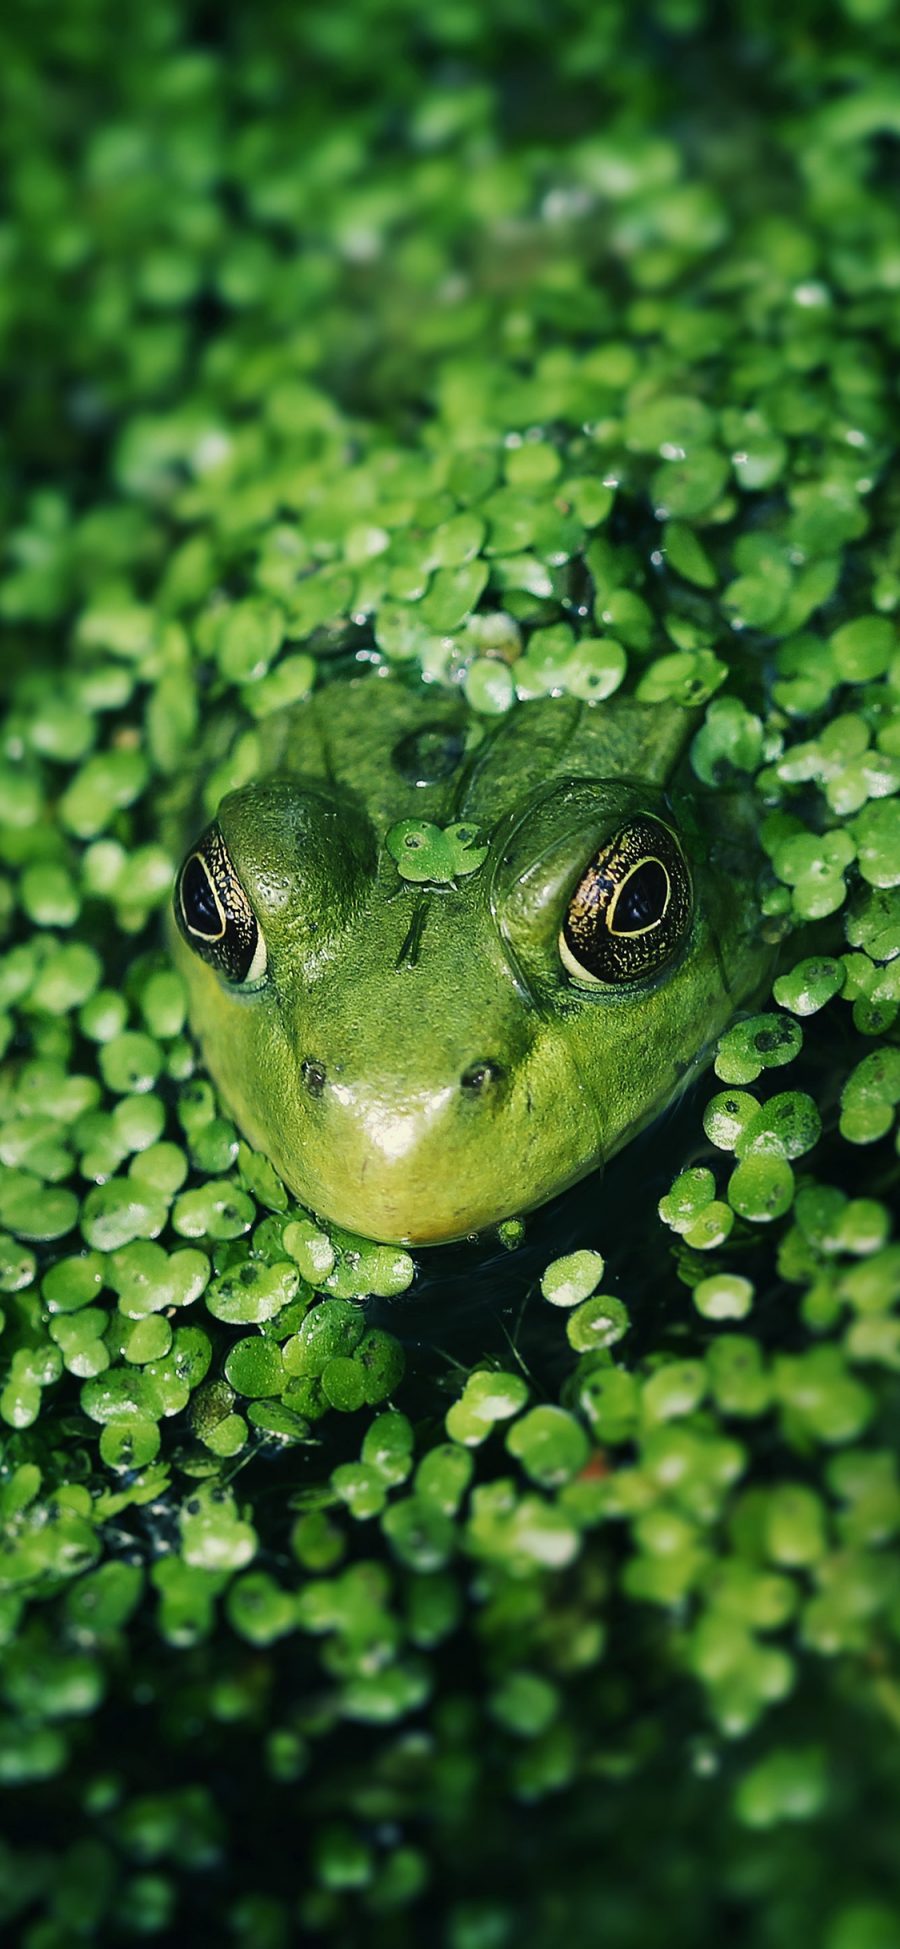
[299,1054,507,1101]
[459,1059,505,1094]
[249,1018,604,1245]
[287,1043,520,1242]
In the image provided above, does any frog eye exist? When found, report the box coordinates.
[559,815,692,986]
[174,824,268,987]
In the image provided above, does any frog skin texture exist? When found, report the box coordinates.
[171,674,770,1245]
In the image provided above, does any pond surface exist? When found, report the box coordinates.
[1,4,899,1945]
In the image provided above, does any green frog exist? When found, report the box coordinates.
[171,674,770,1245]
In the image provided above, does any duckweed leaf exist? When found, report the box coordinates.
[714,1014,803,1085]
[635,650,727,708]
[540,1249,605,1307]
[728,1155,795,1223]
[205,1259,299,1325]
[171,1182,256,1241]
[566,1294,630,1352]
[773,958,846,1015]
[734,1092,821,1161]
[693,1274,754,1320]
[180,1489,257,1573]
[361,1411,415,1486]
[839,1048,900,1144]
[505,1407,590,1488]
[690,697,764,784]
[321,1231,414,1300]
[321,1357,369,1412]
[226,1571,297,1645]
[464,659,517,716]
[283,1218,336,1284]
[658,1167,717,1233]
[414,1444,474,1516]
[446,1369,530,1446]
[386,820,488,884]
[223,1338,285,1397]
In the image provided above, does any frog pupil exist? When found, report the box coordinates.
[610,858,668,935]
[181,854,223,939]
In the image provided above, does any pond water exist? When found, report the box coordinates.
[1,4,899,1946]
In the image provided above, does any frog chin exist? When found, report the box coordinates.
[288,1155,597,1249]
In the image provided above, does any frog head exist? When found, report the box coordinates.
[171,679,771,1245]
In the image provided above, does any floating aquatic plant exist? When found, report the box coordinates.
[1,2,899,1943]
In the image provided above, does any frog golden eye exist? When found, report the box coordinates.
[174,824,267,987]
[559,816,692,986]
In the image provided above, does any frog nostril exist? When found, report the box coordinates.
[460,1059,505,1094]
[301,1058,327,1098]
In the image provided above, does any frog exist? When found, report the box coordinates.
[170,673,771,1246]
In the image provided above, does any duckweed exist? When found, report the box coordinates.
[540,1249,605,1308]
[2,1,900,1943]
[693,1274,755,1322]
[386,819,489,885]
[714,1016,804,1087]
[565,1293,630,1351]
[773,958,846,1016]
[728,1155,796,1224]
[505,1407,590,1489]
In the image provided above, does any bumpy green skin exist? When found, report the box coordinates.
[171,677,771,1244]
